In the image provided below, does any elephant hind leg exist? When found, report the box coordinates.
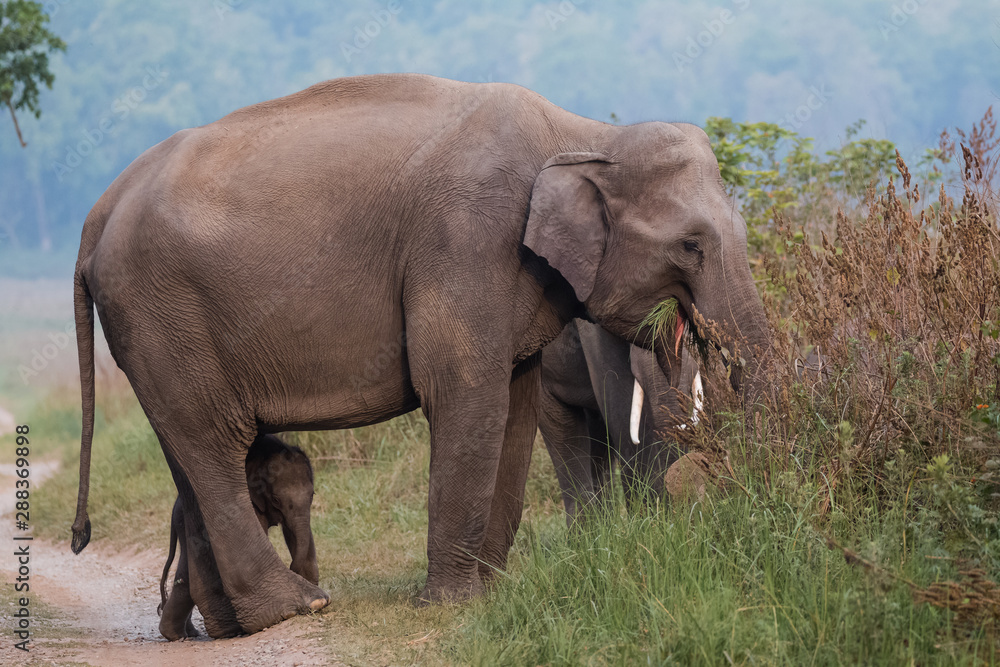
[103,302,327,636]
[173,428,329,635]
[140,394,327,635]
[159,582,200,640]
[166,466,241,638]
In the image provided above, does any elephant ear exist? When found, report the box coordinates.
[523,152,611,303]
[246,474,269,515]
[249,490,268,515]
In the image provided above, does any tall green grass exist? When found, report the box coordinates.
[455,459,995,666]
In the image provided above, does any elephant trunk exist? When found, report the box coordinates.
[696,261,774,411]
[288,515,319,586]
[648,258,773,414]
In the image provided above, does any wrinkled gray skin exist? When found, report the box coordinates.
[158,434,317,641]
[540,320,699,524]
[71,73,771,637]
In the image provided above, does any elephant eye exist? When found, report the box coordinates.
[683,240,700,253]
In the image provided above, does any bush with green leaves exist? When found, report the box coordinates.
[0,0,65,146]
[705,116,908,259]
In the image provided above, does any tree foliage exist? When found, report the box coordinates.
[0,0,995,257]
[704,116,927,261]
[0,0,64,147]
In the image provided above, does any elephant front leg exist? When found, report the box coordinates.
[477,354,540,583]
[416,375,511,604]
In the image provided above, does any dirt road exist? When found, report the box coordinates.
[0,407,15,437]
[0,459,343,666]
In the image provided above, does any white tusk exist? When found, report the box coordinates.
[690,370,704,425]
[629,378,644,445]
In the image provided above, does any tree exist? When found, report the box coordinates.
[0,0,64,147]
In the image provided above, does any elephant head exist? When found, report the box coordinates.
[524,122,772,409]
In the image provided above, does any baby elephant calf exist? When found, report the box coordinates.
[158,434,318,640]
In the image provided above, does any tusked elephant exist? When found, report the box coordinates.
[70,73,772,637]
[158,433,317,640]
[540,319,703,524]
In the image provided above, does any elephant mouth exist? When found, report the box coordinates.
[672,302,689,355]
[676,297,746,394]
[664,285,695,349]
[663,295,693,370]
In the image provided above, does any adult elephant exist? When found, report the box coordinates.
[70,73,771,638]
[540,319,702,524]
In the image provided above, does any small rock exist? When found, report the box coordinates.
[664,452,715,501]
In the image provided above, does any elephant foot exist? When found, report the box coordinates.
[416,575,485,607]
[200,613,244,640]
[190,587,242,639]
[477,562,505,590]
[229,570,330,634]
[159,612,201,642]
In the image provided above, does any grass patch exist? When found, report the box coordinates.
[453,465,998,666]
[31,398,174,547]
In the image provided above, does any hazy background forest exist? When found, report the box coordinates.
[1,0,998,267]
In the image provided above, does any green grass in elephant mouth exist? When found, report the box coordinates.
[638,298,680,348]
[635,298,711,361]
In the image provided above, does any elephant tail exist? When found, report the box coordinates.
[70,271,94,554]
[159,507,179,615]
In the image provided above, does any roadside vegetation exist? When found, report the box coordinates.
[12,111,1000,665]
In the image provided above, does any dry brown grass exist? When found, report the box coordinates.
[665,112,1000,648]
[682,112,1000,494]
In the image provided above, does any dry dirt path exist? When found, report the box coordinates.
[0,458,344,666]
[0,407,15,438]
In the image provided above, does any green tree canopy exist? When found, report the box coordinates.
[0,0,65,147]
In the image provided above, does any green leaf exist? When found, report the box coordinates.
[0,0,66,143]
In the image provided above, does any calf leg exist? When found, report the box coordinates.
[159,496,199,640]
